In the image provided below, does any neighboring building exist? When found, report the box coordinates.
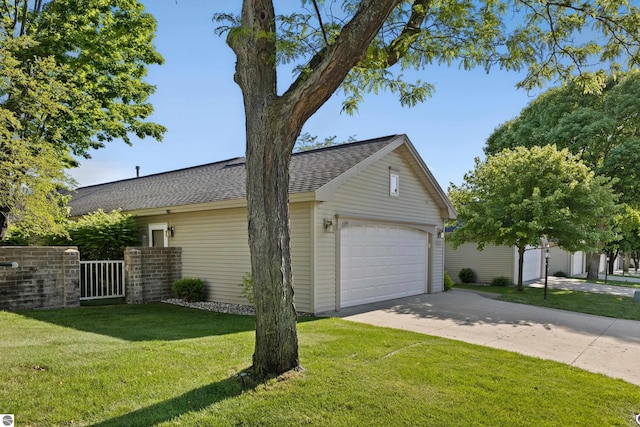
[548,246,586,277]
[69,135,456,314]
[445,242,542,284]
[445,241,587,284]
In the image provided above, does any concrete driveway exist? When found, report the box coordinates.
[329,289,640,386]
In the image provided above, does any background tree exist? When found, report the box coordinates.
[293,132,357,152]
[485,71,640,278]
[0,0,165,239]
[448,145,618,290]
[216,0,640,376]
[607,205,640,275]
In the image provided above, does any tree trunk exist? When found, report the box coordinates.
[608,250,618,275]
[586,251,601,280]
[228,0,406,376]
[246,126,299,375]
[230,1,300,376]
[516,245,525,291]
[0,208,9,240]
[624,253,630,275]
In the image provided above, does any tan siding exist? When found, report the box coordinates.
[328,146,443,223]
[136,203,314,313]
[314,146,447,312]
[431,235,446,292]
[289,203,313,312]
[444,241,514,283]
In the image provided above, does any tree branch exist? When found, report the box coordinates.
[385,0,431,67]
[280,0,403,144]
[311,0,328,45]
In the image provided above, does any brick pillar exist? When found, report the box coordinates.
[62,248,80,308]
[125,248,143,304]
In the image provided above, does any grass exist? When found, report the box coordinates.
[2,304,640,426]
[457,284,640,320]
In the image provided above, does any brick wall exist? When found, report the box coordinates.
[0,246,182,311]
[0,246,80,311]
[125,247,182,303]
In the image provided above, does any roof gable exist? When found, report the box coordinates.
[316,135,456,219]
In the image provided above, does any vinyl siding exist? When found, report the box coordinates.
[314,146,447,312]
[136,202,313,312]
[444,242,514,283]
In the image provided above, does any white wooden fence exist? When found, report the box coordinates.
[79,260,125,300]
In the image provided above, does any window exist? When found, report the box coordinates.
[148,223,168,247]
[389,172,399,197]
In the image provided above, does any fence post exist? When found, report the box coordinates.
[125,248,143,304]
[62,248,80,308]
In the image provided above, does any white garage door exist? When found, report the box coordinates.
[340,224,427,308]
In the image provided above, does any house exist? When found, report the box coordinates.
[69,134,456,313]
[444,241,586,284]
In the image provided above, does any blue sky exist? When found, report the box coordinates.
[69,0,544,191]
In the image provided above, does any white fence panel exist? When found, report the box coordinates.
[80,261,125,300]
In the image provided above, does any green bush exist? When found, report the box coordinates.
[553,271,567,277]
[444,271,455,291]
[172,278,206,302]
[491,276,512,287]
[458,268,477,284]
[66,209,141,260]
[3,209,141,261]
[239,272,254,304]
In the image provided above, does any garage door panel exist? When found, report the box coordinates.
[340,224,427,308]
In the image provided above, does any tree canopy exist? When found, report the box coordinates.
[485,71,640,206]
[0,0,165,238]
[448,145,618,289]
[218,0,640,376]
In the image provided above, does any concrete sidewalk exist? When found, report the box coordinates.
[330,289,640,386]
[525,275,639,297]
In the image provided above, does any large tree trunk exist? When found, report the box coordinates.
[229,1,299,376]
[586,251,601,280]
[229,0,407,376]
[246,126,299,375]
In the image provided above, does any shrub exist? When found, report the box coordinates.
[239,272,254,304]
[172,278,205,302]
[1,209,141,260]
[458,268,477,284]
[444,271,455,291]
[491,276,512,287]
[66,209,141,260]
[553,271,567,277]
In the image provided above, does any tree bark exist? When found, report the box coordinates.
[516,245,525,291]
[0,208,8,240]
[586,251,601,280]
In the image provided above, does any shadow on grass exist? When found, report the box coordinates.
[21,303,257,342]
[91,371,259,427]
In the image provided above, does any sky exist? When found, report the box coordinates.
[69,0,545,191]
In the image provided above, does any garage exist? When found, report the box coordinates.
[340,224,428,308]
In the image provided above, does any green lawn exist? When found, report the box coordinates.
[457,284,640,320]
[1,304,640,426]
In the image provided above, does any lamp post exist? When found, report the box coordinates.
[605,255,609,284]
[544,245,550,301]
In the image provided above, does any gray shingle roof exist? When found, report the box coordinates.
[68,135,400,216]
